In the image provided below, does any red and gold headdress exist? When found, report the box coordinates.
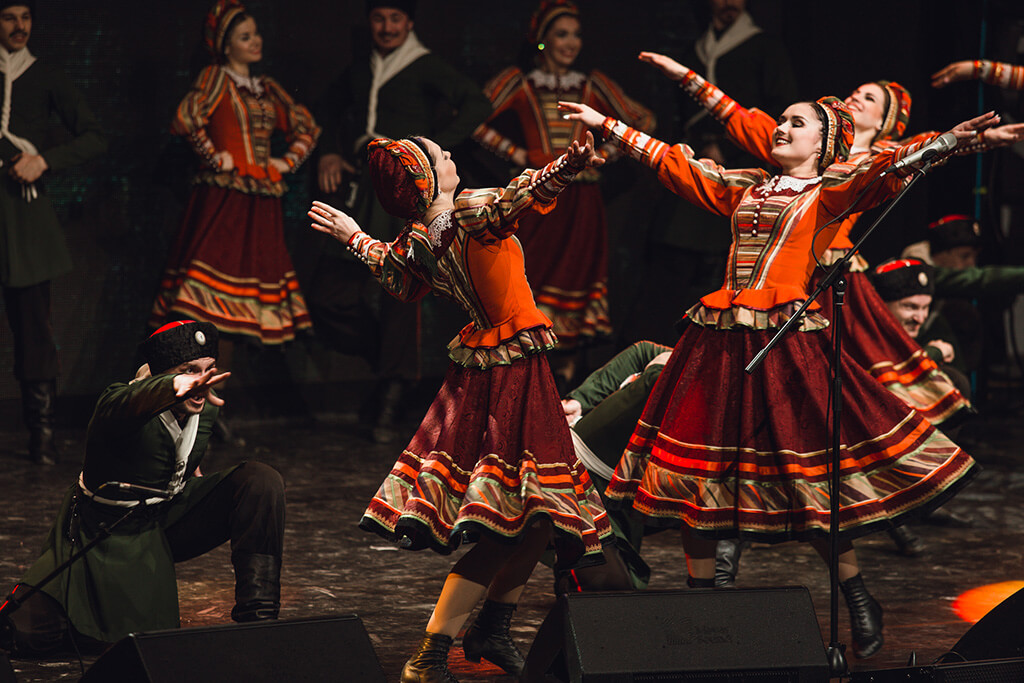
[876,80,912,141]
[814,96,855,171]
[204,0,247,61]
[367,137,438,221]
[529,0,579,45]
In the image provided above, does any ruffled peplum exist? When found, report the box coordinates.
[687,287,829,331]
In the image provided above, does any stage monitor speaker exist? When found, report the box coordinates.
[849,657,1024,682]
[947,585,1024,662]
[523,587,828,682]
[80,615,384,683]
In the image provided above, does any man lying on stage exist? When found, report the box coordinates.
[0,321,285,657]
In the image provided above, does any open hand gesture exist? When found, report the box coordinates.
[977,122,1024,147]
[557,101,607,130]
[949,110,1002,145]
[173,367,230,407]
[638,52,690,82]
[566,131,605,169]
[931,61,974,88]
[309,200,361,244]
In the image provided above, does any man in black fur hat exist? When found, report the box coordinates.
[1,321,285,657]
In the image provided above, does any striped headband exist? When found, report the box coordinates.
[366,137,439,221]
[814,96,855,172]
[877,81,912,141]
[529,0,579,45]
[204,0,247,60]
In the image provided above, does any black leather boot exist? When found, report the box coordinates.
[463,599,525,676]
[840,573,884,658]
[714,539,747,588]
[231,553,281,622]
[21,380,58,465]
[401,632,458,683]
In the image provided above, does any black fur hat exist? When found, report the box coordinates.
[141,321,219,375]
[871,259,935,302]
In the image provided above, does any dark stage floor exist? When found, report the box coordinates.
[2,381,1024,682]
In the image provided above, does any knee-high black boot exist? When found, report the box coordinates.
[21,380,58,465]
[462,599,525,676]
[231,553,281,622]
[840,573,884,659]
[401,632,458,683]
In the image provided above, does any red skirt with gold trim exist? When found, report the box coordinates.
[360,352,613,568]
[813,269,969,425]
[150,184,312,344]
[605,322,977,542]
[515,183,610,349]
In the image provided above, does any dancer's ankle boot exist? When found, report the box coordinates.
[714,539,747,588]
[840,573,884,658]
[686,576,715,589]
[462,599,525,676]
[401,632,458,683]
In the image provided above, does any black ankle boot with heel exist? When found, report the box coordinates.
[402,632,458,683]
[840,573,884,658]
[462,599,525,676]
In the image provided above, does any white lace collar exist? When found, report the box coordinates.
[527,68,586,91]
[425,210,453,249]
[222,66,264,96]
[757,175,822,193]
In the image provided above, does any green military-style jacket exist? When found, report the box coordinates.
[0,60,106,287]
[21,375,232,643]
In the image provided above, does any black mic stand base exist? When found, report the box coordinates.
[828,642,848,677]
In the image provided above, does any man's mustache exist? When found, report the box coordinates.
[9,31,27,39]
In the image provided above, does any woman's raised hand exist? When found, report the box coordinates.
[638,52,690,82]
[557,101,606,130]
[949,110,1002,144]
[978,122,1024,147]
[309,200,361,244]
[566,131,606,169]
[931,61,974,88]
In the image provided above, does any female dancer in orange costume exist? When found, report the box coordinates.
[310,132,611,682]
[473,0,653,387]
[561,95,991,659]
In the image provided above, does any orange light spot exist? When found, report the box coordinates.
[953,581,1024,623]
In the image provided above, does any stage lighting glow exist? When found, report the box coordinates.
[953,581,1024,623]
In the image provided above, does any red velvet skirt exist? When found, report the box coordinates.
[606,322,977,543]
[150,185,311,344]
[813,269,968,425]
[515,183,610,348]
[360,352,613,568]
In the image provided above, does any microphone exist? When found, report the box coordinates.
[886,132,957,172]
[96,481,173,500]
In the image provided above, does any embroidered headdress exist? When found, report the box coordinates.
[813,96,855,172]
[871,259,934,302]
[876,80,912,141]
[928,214,981,255]
[203,0,247,61]
[141,321,220,375]
[529,0,579,45]
[367,137,438,220]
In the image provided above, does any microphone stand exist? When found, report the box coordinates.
[0,483,170,636]
[745,163,930,677]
